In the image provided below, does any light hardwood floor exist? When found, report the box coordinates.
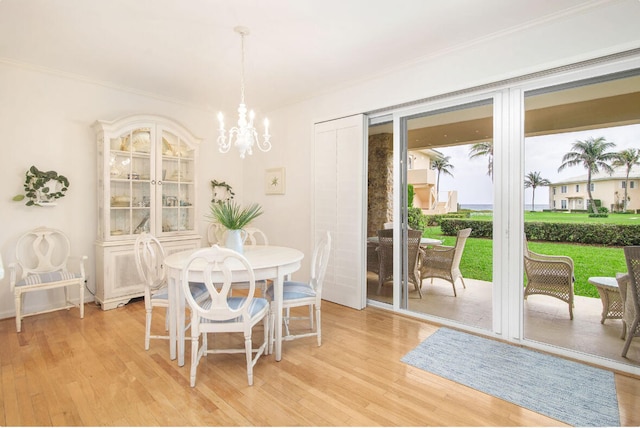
[1,299,639,426]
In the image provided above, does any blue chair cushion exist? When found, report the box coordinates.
[200,297,268,323]
[266,281,316,301]
[15,271,82,287]
[188,281,209,299]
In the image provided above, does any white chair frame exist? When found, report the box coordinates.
[182,246,270,387]
[268,231,331,351]
[9,226,87,332]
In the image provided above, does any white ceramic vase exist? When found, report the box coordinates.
[225,229,247,254]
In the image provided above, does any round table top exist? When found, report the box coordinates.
[165,245,304,271]
[587,276,619,289]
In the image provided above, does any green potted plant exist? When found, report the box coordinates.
[13,166,69,206]
[208,200,263,253]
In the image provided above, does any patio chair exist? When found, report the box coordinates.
[419,228,471,297]
[367,241,379,275]
[377,229,423,298]
[621,247,640,358]
[523,235,574,319]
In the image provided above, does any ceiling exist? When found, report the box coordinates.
[0,0,602,116]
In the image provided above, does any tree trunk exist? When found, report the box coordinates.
[624,170,630,212]
[586,170,597,214]
[531,187,536,212]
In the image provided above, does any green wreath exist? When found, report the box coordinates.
[13,166,69,206]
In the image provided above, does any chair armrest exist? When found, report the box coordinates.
[67,255,89,278]
[7,261,21,289]
[527,250,574,270]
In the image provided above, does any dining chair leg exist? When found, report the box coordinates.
[245,335,254,386]
[145,309,152,350]
[316,305,322,346]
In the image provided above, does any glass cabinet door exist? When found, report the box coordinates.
[159,130,195,234]
[108,128,152,237]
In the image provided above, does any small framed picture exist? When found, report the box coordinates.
[265,167,285,195]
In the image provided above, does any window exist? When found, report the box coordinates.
[553,187,557,195]
[561,200,567,209]
[590,183,595,192]
[631,181,636,189]
[561,185,568,193]
[622,181,627,189]
[576,184,580,192]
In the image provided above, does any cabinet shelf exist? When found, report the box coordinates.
[94,114,201,310]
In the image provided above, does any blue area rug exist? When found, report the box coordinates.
[401,328,620,427]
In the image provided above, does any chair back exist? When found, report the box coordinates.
[377,228,421,286]
[182,245,257,322]
[134,233,166,293]
[406,229,422,267]
[452,228,472,267]
[243,227,269,246]
[623,246,640,315]
[207,222,226,246]
[15,226,71,278]
[310,231,332,293]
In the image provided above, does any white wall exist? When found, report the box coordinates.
[2,0,640,319]
[0,62,243,318]
[242,0,640,282]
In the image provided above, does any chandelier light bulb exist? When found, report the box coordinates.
[217,26,271,158]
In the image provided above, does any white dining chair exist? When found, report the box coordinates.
[267,231,331,351]
[134,233,208,350]
[182,245,270,387]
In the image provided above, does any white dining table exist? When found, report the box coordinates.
[164,245,304,366]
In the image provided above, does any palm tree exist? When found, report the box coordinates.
[612,148,640,212]
[557,136,617,213]
[468,142,493,181]
[524,171,551,212]
[431,155,454,207]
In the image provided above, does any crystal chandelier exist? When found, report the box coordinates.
[217,26,271,159]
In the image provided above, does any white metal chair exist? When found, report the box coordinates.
[267,231,331,350]
[182,246,270,387]
[9,226,87,333]
[134,233,208,350]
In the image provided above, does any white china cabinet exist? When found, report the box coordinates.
[93,115,202,310]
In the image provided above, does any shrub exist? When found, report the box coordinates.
[408,207,426,231]
[439,218,640,245]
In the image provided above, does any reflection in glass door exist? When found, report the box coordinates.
[403,101,494,330]
[366,101,495,332]
[523,70,640,365]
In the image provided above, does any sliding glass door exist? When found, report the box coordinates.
[364,54,640,375]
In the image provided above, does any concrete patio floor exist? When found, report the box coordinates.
[367,273,640,367]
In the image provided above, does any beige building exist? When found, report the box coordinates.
[549,166,640,212]
[408,149,458,215]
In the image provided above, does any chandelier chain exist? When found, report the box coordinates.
[240,31,245,104]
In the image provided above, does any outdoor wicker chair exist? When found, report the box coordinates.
[376,229,423,298]
[523,235,575,319]
[620,247,640,358]
[419,228,471,297]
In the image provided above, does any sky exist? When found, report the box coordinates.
[435,123,640,207]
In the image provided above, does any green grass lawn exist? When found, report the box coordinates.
[423,220,628,298]
[470,210,640,224]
